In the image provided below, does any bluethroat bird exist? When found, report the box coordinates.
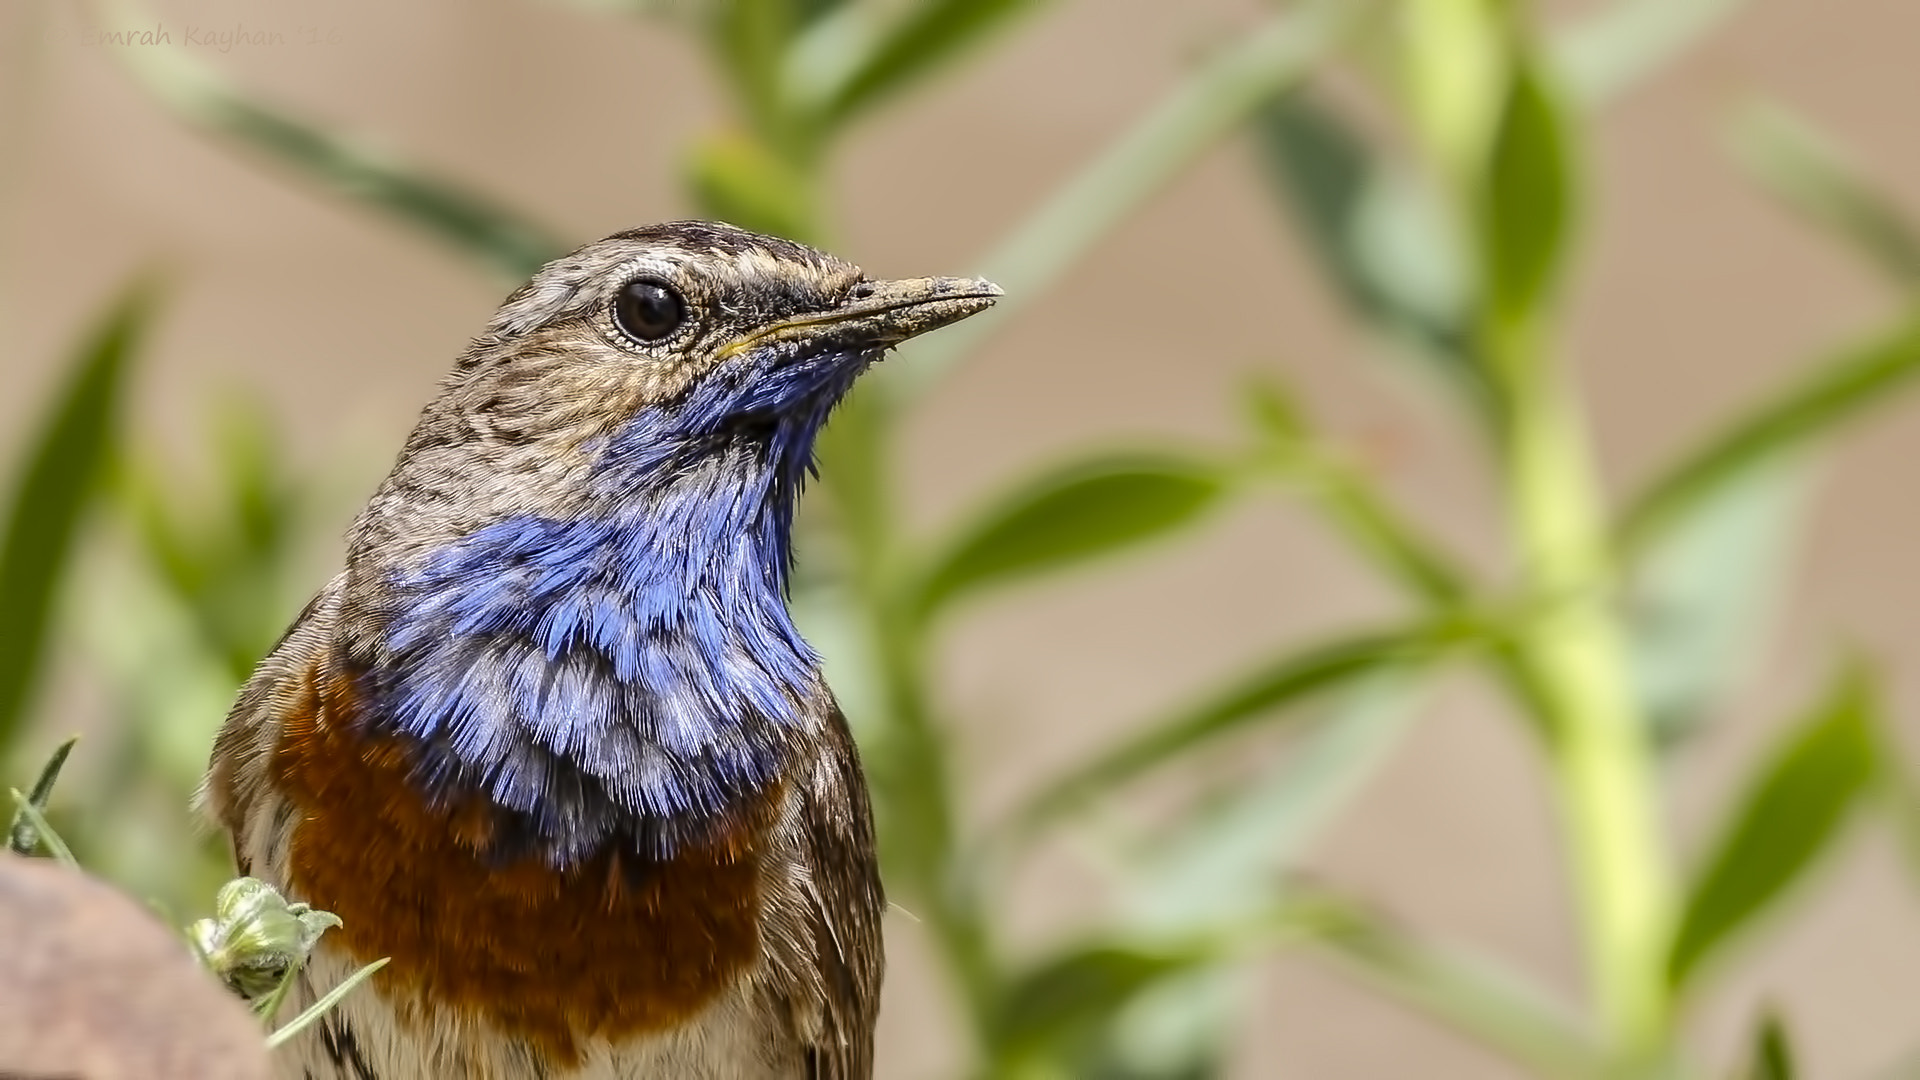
[203,221,1001,1078]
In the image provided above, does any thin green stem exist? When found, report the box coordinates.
[1249,443,1472,608]
[839,469,1003,1048]
[818,385,1001,1048]
[264,957,389,1049]
[878,608,1000,1022]
[1491,319,1673,1055]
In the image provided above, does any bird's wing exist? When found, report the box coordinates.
[198,576,344,876]
[791,704,886,1080]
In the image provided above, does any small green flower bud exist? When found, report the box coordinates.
[189,877,341,1000]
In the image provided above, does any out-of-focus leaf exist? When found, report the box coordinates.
[1012,621,1468,834]
[1085,967,1235,1080]
[787,0,844,26]
[1741,1010,1796,1080]
[1734,105,1920,290]
[891,0,1369,397]
[1249,87,1482,411]
[987,943,1214,1068]
[218,406,296,566]
[703,0,800,148]
[1121,673,1420,934]
[1874,746,1920,905]
[0,282,149,757]
[1289,891,1606,1078]
[1667,664,1880,989]
[1005,681,1422,1079]
[1625,460,1813,747]
[866,706,961,903]
[119,397,310,682]
[1477,60,1578,330]
[685,129,820,243]
[914,455,1231,617]
[1620,318,1920,554]
[69,545,253,905]
[108,22,560,281]
[1554,0,1754,106]
[6,735,78,856]
[809,0,1054,127]
[7,788,77,867]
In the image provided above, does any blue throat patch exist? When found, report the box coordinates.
[369,342,869,864]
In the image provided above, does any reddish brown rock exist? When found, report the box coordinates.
[0,853,270,1079]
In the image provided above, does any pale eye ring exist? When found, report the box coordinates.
[612,278,685,343]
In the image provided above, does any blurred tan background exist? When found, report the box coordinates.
[4,0,1920,1076]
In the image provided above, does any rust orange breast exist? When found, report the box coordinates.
[269,670,769,1066]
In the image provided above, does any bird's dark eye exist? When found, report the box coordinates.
[613,278,684,343]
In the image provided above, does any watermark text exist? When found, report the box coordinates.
[74,22,345,52]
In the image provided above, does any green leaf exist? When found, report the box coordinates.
[0,283,150,757]
[1119,673,1419,935]
[685,130,820,243]
[703,0,802,149]
[1074,969,1235,1080]
[813,0,1055,127]
[1741,1010,1796,1080]
[1667,664,1880,989]
[118,397,314,684]
[1733,105,1920,290]
[1554,0,1755,106]
[1620,317,1920,554]
[1011,622,1466,834]
[1017,682,1423,1078]
[1875,743,1920,902]
[988,943,1212,1066]
[8,787,78,867]
[1247,91,1483,410]
[213,398,300,568]
[1625,460,1812,746]
[109,29,560,281]
[915,455,1230,617]
[6,735,79,856]
[1477,59,1578,329]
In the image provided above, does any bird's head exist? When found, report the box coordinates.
[362,220,999,545]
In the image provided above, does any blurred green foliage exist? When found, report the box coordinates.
[10,1,1920,1077]
[0,285,148,753]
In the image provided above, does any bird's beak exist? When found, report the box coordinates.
[720,276,1003,360]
